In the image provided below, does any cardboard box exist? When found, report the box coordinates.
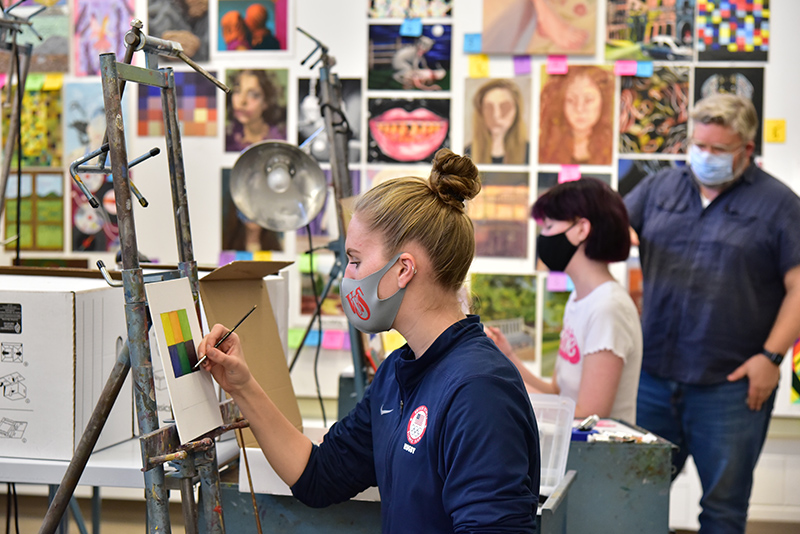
[198,261,302,446]
[0,268,133,461]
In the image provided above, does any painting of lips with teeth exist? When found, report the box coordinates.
[368,98,450,163]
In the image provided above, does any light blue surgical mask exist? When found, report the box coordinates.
[689,144,739,186]
[340,253,406,334]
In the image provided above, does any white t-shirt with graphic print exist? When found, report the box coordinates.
[554,280,643,423]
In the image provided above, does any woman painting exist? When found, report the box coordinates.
[465,78,529,165]
[538,66,614,165]
[225,69,287,153]
[199,149,540,532]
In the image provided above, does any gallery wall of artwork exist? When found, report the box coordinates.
[1,0,798,408]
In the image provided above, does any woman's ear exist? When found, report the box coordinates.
[397,254,417,289]
[575,217,592,242]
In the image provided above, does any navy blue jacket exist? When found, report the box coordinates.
[291,316,540,533]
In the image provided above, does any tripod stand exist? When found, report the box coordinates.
[287,29,369,403]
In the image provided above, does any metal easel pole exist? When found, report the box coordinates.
[159,66,200,308]
[0,42,30,219]
[99,52,171,533]
[317,45,368,401]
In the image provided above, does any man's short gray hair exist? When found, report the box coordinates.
[691,93,759,143]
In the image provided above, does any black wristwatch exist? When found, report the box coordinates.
[760,348,784,366]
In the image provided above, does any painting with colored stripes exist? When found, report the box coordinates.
[145,277,224,443]
[160,309,200,378]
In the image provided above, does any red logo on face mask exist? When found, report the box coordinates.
[345,287,370,320]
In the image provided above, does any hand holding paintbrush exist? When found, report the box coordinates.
[195,304,257,370]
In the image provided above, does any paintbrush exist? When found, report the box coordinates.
[194,304,257,370]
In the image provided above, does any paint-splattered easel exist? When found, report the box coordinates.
[41,19,244,534]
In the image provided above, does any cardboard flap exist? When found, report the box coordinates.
[200,261,292,281]
[198,263,303,438]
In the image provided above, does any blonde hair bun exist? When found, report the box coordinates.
[428,148,481,209]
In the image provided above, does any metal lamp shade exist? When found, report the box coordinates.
[230,141,327,232]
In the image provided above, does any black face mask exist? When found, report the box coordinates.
[536,224,579,272]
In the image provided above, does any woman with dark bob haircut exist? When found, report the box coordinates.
[487,177,643,422]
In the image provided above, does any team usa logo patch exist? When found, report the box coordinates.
[406,405,428,445]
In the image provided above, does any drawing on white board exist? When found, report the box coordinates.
[1,342,23,363]
[0,417,27,439]
[1,372,26,401]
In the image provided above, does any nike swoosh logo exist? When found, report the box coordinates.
[380,404,394,415]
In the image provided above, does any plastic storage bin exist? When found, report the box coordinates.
[529,393,575,496]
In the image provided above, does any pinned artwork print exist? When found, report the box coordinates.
[694,67,764,155]
[619,66,689,154]
[218,0,288,52]
[74,0,134,76]
[146,277,223,443]
[538,65,614,165]
[137,71,219,137]
[367,24,452,92]
[605,0,694,61]
[482,0,596,56]
[367,97,450,163]
[3,172,64,251]
[697,0,769,62]
[0,0,69,73]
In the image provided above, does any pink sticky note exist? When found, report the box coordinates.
[218,251,236,266]
[558,165,581,183]
[0,73,6,88]
[546,272,569,292]
[546,55,568,75]
[322,329,345,350]
[614,60,638,76]
[513,55,531,75]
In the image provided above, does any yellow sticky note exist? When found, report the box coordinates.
[468,54,490,78]
[764,119,786,143]
[42,74,63,91]
[252,250,272,261]
[382,330,407,354]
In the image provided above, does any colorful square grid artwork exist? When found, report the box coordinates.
[160,309,200,378]
[697,0,769,61]
[137,71,218,137]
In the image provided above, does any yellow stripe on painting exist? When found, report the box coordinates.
[169,311,184,343]
[161,312,175,345]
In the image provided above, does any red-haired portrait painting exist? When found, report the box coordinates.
[538,65,614,165]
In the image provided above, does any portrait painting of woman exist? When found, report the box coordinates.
[225,69,287,153]
[464,78,530,165]
[538,65,614,165]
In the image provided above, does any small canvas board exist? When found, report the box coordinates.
[146,277,223,443]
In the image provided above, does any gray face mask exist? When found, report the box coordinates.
[340,253,406,334]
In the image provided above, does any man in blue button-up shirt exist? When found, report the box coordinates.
[625,93,800,534]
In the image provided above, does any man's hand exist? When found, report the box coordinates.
[727,353,780,411]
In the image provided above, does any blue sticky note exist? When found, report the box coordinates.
[306,329,321,347]
[400,18,423,37]
[464,33,482,54]
[636,61,654,77]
